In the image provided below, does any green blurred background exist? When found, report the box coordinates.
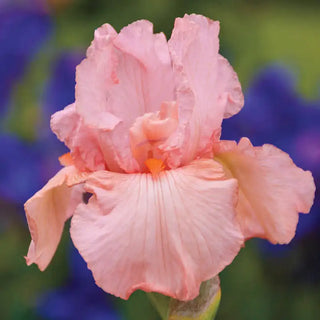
[1,0,319,319]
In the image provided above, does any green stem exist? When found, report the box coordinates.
[147,292,170,320]
[146,276,221,320]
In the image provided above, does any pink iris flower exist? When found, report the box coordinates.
[25,14,315,301]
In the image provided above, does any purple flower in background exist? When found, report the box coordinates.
[0,1,52,116]
[0,134,43,204]
[42,52,84,126]
[0,52,83,205]
[39,52,84,178]
[36,245,120,320]
[222,66,320,286]
[222,65,320,237]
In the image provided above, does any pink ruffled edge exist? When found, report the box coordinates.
[214,137,316,243]
[52,15,244,173]
[70,158,244,300]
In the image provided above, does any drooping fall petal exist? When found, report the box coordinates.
[214,138,315,244]
[25,166,84,271]
[70,159,243,301]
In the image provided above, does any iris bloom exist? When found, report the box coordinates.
[25,14,315,301]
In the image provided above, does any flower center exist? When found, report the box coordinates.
[129,101,178,172]
[145,158,165,178]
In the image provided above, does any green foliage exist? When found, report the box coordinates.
[201,2,320,97]
[148,277,221,320]
[115,290,160,320]
[218,240,320,320]
[5,45,55,140]
[0,212,69,319]
[51,0,320,98]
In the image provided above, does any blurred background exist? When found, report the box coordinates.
[0,0,319,319]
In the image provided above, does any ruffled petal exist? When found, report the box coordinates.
[167,14,244,165]
[75,24,121,130]
[113,20,175,113]
[216,55,244,119]
[75,21,175,173]
[25,166,84,271]
[70,159,243,301]
[214,138,315,244]
[51,103,122,172]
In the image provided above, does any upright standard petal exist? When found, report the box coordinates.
[167,14,244,165]
[70,159,243,301]
[214,138,315,244]
[113,20,175,115]
[25,166,84,271]
[75,21,175,173]
[75,23,121,130]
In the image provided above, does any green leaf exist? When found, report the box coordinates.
[148,276,221,320]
